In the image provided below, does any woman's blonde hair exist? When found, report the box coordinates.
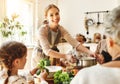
[44,4,60,17]
[104,5,120,45]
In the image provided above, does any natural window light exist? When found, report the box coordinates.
[6,0,34,46]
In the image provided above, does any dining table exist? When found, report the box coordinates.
[38,66,83,84]
[34,58,97,84]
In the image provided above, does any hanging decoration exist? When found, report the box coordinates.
[84,15,89,35]
[84,10,109,34]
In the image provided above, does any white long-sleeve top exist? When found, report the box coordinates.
[0,70,32,84]
[70,64,120,84]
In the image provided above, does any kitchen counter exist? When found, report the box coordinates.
[57,42,98,54]
[83,43,98,52]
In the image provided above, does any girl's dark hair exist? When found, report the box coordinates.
[0,41,27,84]
[0,50,9,70]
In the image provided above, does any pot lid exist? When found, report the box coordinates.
[80,57,96,60]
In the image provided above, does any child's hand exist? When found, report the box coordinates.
[39,69,48,81]
[30,67,39,75]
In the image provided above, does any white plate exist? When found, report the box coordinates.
[45,66,62,72]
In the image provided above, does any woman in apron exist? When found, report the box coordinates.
[31,4,96,69]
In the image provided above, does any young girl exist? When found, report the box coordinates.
[31,4,96,68]
[0,41,38,84]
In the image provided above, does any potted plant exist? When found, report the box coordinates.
[0,14,27,42]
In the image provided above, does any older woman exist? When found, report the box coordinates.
[70,5,120,84]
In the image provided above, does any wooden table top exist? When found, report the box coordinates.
[45,66,83,84]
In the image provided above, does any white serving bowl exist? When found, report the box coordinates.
[45,66,62,78]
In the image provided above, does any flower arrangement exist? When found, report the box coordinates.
[0,14,27,38]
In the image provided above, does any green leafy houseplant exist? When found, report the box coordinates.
[0,14,27,39]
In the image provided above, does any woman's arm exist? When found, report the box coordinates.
[76,44,94,55]
[60,26,94,56]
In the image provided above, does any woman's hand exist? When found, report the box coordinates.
[89,52,104,64]
[95,54,104,64]
[89,51,97,57]
[65,54,77,63]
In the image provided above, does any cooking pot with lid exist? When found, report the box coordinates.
[77,57,97,67]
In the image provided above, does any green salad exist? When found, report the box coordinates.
[54,70,74,84]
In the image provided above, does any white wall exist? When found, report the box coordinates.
[37,0,58,27]
[0,0,120,40]
[57,0,118,41]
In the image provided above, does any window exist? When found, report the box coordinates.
[6,0,34,46]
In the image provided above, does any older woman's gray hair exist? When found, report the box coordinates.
[104,6,120,45]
